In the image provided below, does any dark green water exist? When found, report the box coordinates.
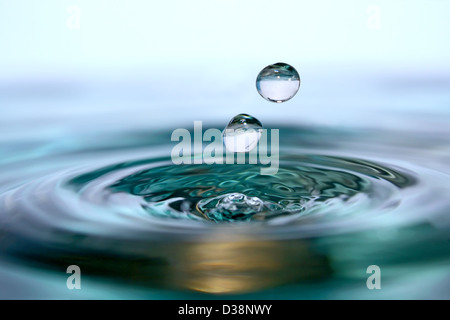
[0,125,449,299]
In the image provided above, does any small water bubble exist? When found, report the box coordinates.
[256,62,300,103]
[223,113,263,152]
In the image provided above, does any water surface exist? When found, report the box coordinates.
[0,122,449,299]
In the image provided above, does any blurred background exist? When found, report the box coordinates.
[0,0,449,300]
[1,0,449,136]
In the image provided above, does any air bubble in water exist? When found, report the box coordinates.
[256,62,300,103]
[223,113,263,153]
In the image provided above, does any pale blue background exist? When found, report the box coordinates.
[0,0,449,138]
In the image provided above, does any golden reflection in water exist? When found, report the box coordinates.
[14,234,330,295]
[170,235,331,294]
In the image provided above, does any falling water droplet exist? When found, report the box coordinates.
[256,62,300,103]
[223,114,263,153]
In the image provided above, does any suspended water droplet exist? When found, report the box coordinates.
[256,62,300,103]
[223,113,263,153]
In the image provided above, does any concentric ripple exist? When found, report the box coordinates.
[0,126,449,296]
[0,149,434,242]
[67,155,414,226]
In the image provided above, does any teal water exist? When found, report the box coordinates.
[0,124,449,299]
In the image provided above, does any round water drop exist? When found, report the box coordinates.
[223,114,263,153]
[256,62,300,103]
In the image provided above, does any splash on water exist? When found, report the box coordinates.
[0,125,449,298]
